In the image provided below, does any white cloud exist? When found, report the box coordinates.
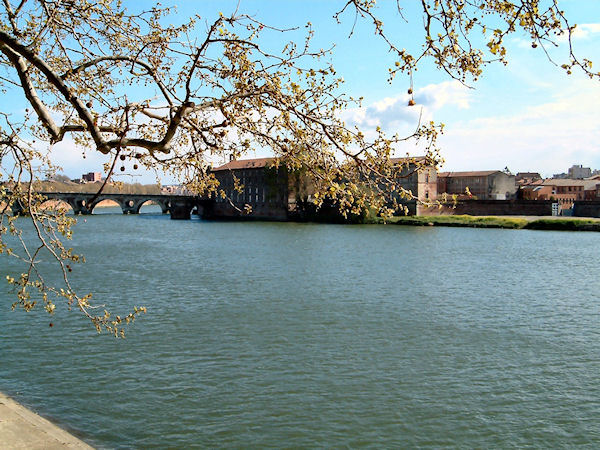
[513,23,600,47]
[512,22,600,56]
[437,78,600,176]
[561,23,600,42]
[45,138,167,184]
[414,80,471,110]
[342,80,471,133]
[44,138,109,178]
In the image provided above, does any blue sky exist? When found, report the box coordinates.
[36,1,600,181]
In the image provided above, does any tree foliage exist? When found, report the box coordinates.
[0,0,594,335]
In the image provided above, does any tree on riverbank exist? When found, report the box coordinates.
[0,0,595,335]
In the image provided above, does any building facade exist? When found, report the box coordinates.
[208,158,290,220]
[389,157,437,200]
[437,170,516,200]
[516,172,542,185]
[388,157,438,215]
[567,165,592,179]
[208,156,438,220]
[81,172,102,183]
[539,179,598,211]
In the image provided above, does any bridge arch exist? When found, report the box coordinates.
[137,200,166,214]
[39,199,73,213]
[33,192,202,219]
[87,196,134,215]
[93,196,167,215]
[47,195,92,215]
[1,201,18,216]
[153,198,171,214]
[90,199,119,214]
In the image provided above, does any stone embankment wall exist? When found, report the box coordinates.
[573,201,600,218]
[203,202,289,221]
[421,199,554,216]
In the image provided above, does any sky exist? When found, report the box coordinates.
[10,0,600,182]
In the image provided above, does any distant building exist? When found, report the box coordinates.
[520,183,554,201]
[388,157,438,215]
[161,185,189,195]
[529,179,600,211]
[584,183,600,200]
[437,170,517,200]
[389,157,437,200]
[568,165,592,179]
[516,172,542,185]
[81,172,102,182]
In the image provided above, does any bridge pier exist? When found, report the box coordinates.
[68,197,93,215]
[170,199,194,219]
[72,207,93,215]
[121,203,137,215]
[8,200,25,216]
[18,192,209,219]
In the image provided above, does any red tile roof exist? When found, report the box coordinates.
[516,172,541,178]
[212,157,277,172]
[389,156,428,164]
[438,170,501,178]
[541,179,598,189]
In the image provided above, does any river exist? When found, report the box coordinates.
[1,207,599,447]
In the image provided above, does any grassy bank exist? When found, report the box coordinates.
[523,218,600,231]
[376,215,600,231]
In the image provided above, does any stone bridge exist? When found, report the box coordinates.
[10,192,210,220]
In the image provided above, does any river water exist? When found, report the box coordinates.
[1,207,599,448]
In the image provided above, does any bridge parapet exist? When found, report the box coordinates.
[6,191,212,219]
[34,192,207,219]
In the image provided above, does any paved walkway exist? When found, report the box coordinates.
[0,392,93,449]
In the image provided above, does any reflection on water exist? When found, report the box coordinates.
[1,217,600,447]
[91,204,164,215]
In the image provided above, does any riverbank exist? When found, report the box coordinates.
[0,392,92,449]
[377,215,600,231]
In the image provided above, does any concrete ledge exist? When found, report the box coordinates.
[0,392,93,449]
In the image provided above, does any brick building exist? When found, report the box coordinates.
[208,156,438,220]
[388,157,437,214]
[516,172,542,185]
[81,172,102,182]
[538,179,598,211]
[437,170,516,200]
[389,157,437,200]
[208,157,291,220]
